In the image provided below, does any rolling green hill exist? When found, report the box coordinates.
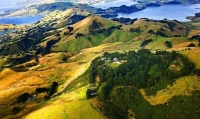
[0,6,200,119]
[51,17,189,52]
[0,14,190,56]
[51,15,121,52]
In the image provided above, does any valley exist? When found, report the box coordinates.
[0,1,200,119]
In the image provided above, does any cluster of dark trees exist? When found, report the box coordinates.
[90,25,121,36]
[111,18,137,24]
[16,82,58,104]
[106,87,200,119]
[107,5,145,14]
[87,49,200,118]
[44,81,58,100]
[148,29,166,37]
[15,82,58,109]
[8,54,33,65]
[189,35,200,47]
[88,49,196,99]
[75,32,85,38]
[17,93,31,103]
[89,20,103,31]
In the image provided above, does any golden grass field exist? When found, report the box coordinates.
[181,48,200,69]
[140,76,200,105]
[188,30,200,38]
[0,24,15,30]
[24,86,105,119]
[0,41,133,118]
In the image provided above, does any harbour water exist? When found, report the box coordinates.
[117,4,200,22]
[0,15,44,25]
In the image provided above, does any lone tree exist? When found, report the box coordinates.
[48,81,58,96]
[196,69,200,76]
[165,41,172,48]
[17,93,31,103]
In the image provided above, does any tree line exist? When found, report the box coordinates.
[88,49,196,99]
[86,49,200,119]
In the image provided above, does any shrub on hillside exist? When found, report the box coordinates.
[187,43,196,47]
[165,41,172,48]
[196,69,200,76]
[140,39,153,47]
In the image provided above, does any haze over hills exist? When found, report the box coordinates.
[0,1,200,119]
[14,0,127,6]
[1,0,200,19]
[15,0,200,5]
[2,0,199,9]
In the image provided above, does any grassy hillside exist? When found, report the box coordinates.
[123,19,187,40]
[1,6,200,118]
[0,11,189,56]
[44,8,91,29]
[24,86,105,119]
[52,17,189,52]
[72,15,120,34]
[141,76,200,105]
[181,49,200,69]
[51,15,121,52]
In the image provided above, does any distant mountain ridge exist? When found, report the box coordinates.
[15,0,116,5]
[1,0,200,18]
[15,0,200,7]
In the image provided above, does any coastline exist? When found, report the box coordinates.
[0,0,200,25]
[0,24,16,30]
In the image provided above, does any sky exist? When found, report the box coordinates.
[1,0,16,4]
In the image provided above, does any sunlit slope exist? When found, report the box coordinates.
[51,17,189,52]
[0,42,143,118]
[51,15,121,52]
[181,48,200,68]
[141,76,200,105]
[53,8,91,29]
[72,15,120,34]
[122,19,187,41]
[24,86,105,119]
